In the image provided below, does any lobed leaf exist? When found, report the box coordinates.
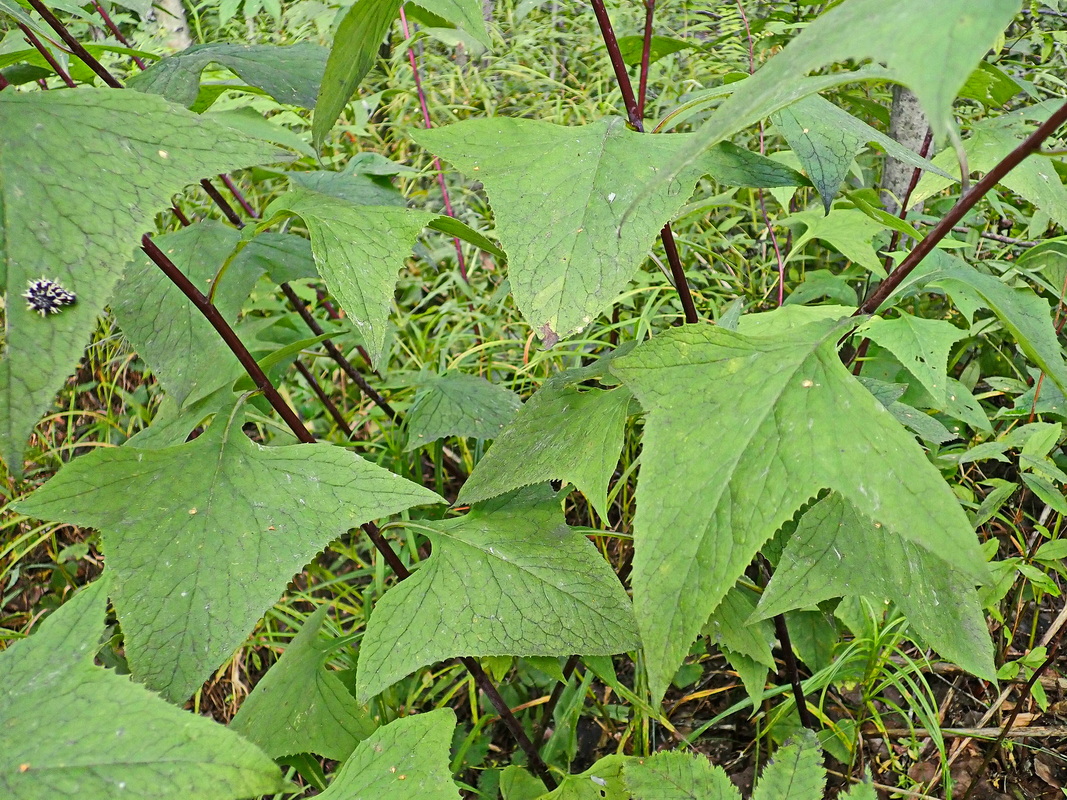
[414,118,800,342]
[0,88,279,474]
[610,319,987,703]
[924,251,1067,396]
[230,605,375,761]
[316,709,460,799]
[356,487,639,701]
[16,406,443,703]
[0,576,286,800]
[756,493,995,680]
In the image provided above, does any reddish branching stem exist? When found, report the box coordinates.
[26,0,123,87]
[588,0,698,324]
[858,100,1067,316]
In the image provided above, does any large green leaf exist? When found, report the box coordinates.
[413,118,798,342]
[313,0,401,149]
[456,381,631,520]
[112,221,261,407]
[0,89,278,475]
[0,576,286,800]
[924,251,1067,396]
[783,208,887,277]
[230,605,375,760]
[609,320,987,703]
[912,125,1067,228]
[755,493,995,680]
[356,488,639,700]
[410,0,491,49]
[15,405,443,703]
[773,95,949,213]
[750,732,825,800]
[538,755,630,800]
[638,0,1018,213]
[126,43,327,108]
[405,372,522,450]
[317,709,460,800]
[264,187,436,364]
[623,751,740,800]
[859,312,966,406]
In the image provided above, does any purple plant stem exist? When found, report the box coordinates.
[637,0,655,118]
[847,129,934,373]
[220,173,258,218]
[200,178,245,227]
[20,23,76,88]
[588,0,698,324]
[91,0,147,69]
[315,290,379,372]
[278,284,400,422]
[295,359,355,435]
[858,99,1067,316]
[26,0,123,88]
[197,176,410,447]
[461,656,559,790]
[145,235,544,779]
[171,204,191,226]
[0,72,10,89]
[143,234,314,442]
[398,6,469,282]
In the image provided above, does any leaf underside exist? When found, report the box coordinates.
[756,493,995,680]
[127,42,327,109]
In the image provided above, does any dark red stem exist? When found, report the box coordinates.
[91,0,147,69]
[294,360,355,436]
[858,100,1067,315]
[200,179,245,227]
[20,23,76,88]
[398,7,468,282]
[26,0,123,88]
[142,234,314,443]
[637,0,655,118]
[589,0,698,324]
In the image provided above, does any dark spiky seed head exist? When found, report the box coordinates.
[24,278,77,316]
